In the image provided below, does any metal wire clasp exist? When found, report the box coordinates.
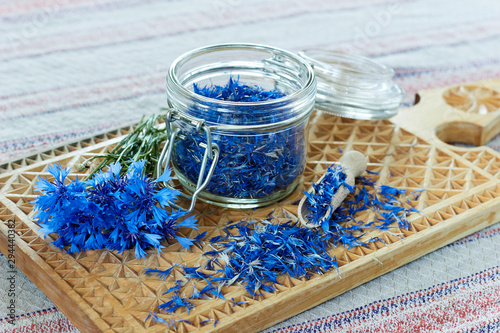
[156,108,219,214]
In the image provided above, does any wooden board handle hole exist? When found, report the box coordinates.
[435,121,482,146]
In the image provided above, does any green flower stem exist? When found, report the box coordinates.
[81,114,168,180]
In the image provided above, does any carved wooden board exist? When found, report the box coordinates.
[1,79,500,333]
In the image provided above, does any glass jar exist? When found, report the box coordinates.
[164,43,317,209]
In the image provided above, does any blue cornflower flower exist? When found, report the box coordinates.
[33,163,85,223]
[33,160,199,259]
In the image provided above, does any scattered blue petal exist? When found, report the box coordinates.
[175,236,195,248]
[147,165,421,327]
[144,267,174,280]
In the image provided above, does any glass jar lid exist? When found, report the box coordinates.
[298,49,404,120]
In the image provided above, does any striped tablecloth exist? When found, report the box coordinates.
[1,0,500,332]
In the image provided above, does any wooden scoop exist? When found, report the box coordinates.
[298,151,368,228]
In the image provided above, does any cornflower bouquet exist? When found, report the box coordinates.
[33,160,199,259]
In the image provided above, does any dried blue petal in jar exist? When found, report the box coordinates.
[165,44,317,208]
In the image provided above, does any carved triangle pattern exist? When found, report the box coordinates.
[452,147,500,178]
[1,114,499,332]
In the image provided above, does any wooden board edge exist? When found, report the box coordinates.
[0,228,106,332]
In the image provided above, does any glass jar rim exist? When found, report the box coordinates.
[168,43,316,108]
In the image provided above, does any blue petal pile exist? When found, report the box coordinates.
[305,166,420,248]
[33,160,198,259]
[304,164,349,226]
[193,76,286,103]
[145,167,421,327]
[173,76,307,199]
